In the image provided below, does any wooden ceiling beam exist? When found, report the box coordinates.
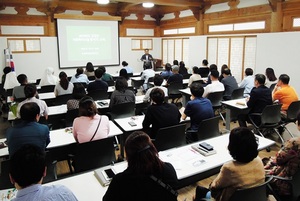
[113,0,202,7]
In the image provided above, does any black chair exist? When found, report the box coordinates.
[65,109,79,127]
[183,74,192,79]
[281,100,300,138]
[0,159,14,190]
[88,76,95,81]
[35,79,41,85]
[6,88,13,97]
[231,87,245,99]
[192,80,205,85]
[153,124,186,151]
[40,85,55,93]
[196,116,220,141]
[128,73,134,77]
[68,137,116,173]
[207,91,226,124]
[269,83,276,92]
[109,102,135,120]
[168,82,183,103]
[105,80,115,86]
[249,104,284,145]
[88,90,109,101]
[54,94,72,105]
[73,82,87,88]
[43,151,58,183]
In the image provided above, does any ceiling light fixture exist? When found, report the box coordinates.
[142,2,154,8]
[97,0,109,4]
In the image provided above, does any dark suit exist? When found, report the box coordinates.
[141,54,154,69]
[238,85,272,127]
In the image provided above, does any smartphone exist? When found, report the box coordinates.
[199,142,214,151]
[128,121,137,126]
[102,168,115,180]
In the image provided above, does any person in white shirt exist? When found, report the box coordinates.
[70,67,89,84]
[141,63,155,91]
[188,66,202,87]
[122,61,133,74]
[143,74,168,102]
[40,67,59,86]
[238,68,254,97]
[202,70,225,98]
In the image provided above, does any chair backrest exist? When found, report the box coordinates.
[88,90,109,101]
[105,80,115,86]
[54,94,72,105]
[197,116,220,141]
[6,88,13,97]
[183,74,192,79]
[154,123,186,151]
[231,87,245,99]
[261,104,282,125]
[192,80,205,85]
[269,83,276,92]
[73,82,87,88]
[286,100,300,121]
[0,159,14,190]
[207,91,224,108]
[73,137,116,173]
[65,109,79,127]
[88,76,95,81]
[290,169,300,201]
[168,82,183,95]
[110,102,135,119]
[35,78,41,85]
[230,176,273,201]
[40,85,55,93]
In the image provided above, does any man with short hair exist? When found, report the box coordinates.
[12,74,28,101]
[182,82,214,141]
[238,68,254,97]
[238,74,273,127]
[143,88,181,138]
[143,74,168,102]
[87,68,108,93]
[221,68,238,100]
[202,70,224,98]
[9,144,78,201]
[166,65,183,86]
[6,102,50,156]
[141,62,155,90]
[140,48,154,69]
[272,74,299,111]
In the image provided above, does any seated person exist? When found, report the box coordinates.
[119,68,129,80]
[9,144,78,201]
[109,77,135,109]
[205,64,218,85]
[103,131,178,201]
[167,65,183,86]
[54,71,74,96]
[182,82,214,142]
[67,84,86,110]
[143,88,181,138]
[99,66,114,82]
[272,74,299,111]
[141,62,155,90]
[238,74,272,127]
[122,61,133,74]
[12,74,28,101]
[84,62,95,77]
[17,84,49,120]
[265,67,277,88]
[188,66,202,87]
[6,102,50,156]
[40,67,59,86]
[73,96,109,143]
[3,70,19,90]
[202,70,224,98]
[238,68,254,97]
[160,63,173,79]
[221,68,238,100]
[263,112,300,200]
[87,68,108,93]
[195,127,265,201]
[179,61,188,75]
[70,67,89,85]
[143,74,168,102]
[197,59,209,78]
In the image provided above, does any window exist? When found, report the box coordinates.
[293,18,300,27]
[208,21,265,33]
[131,39,153,50]
[163,27,195,35]
[7,38,41,53]
[162,38,189,66]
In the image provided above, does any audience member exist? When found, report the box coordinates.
[263,112,300,200]
[40,67,59,86]
[2,66,11,86]
[167,65,183,86]
[218,64,229,82]
[194,127,265,201]
[238,74,272,127]
[70,67,89,84]
[160,63,173,79]
[265,67,277,88]
[122,61,133,74]
[272,74,299,111]
[109,77,135,109]
[6,102,50,156]
[84,62,95,77]
[3,70,19,90]
[54,71,74,96]
[198,59,209,77]
[99,66,114,82]
[103,131,178,201]
[141,62,155,90]
[143,74,168,102]
[179,61,188,75]
[205,64,218,85]
[72,96,109,143]
[182,82,214,141]
[188,66,201,87]
[221,68,238,100]
[67,84,86,110]
[143,88,181,138]
[119,68,129,80]
[12,74,28,101]
[173,60,179,66]
[87,68,108,93]
[238,68,254,97]
[202,70,225,98]
[17,84,49,119]
[9,144,78,201]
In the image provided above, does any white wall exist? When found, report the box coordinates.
[189,36,207,67]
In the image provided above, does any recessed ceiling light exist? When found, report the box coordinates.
[97,0,109,4]
[142,2,154,8]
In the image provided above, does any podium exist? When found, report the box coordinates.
[142,59,162,71]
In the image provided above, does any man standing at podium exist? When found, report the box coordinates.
[141,48,153,69]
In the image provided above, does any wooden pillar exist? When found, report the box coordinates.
[270,2,283,32]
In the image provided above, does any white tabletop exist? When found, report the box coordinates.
[222,98,248,109]
[179,88,191,95]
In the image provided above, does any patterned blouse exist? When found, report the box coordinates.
[67,99,80,110]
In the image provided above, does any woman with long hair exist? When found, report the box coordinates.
[66,84,86,110]
[54,71,74,96]
[265,67,277,88]
[109,77,135,108]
